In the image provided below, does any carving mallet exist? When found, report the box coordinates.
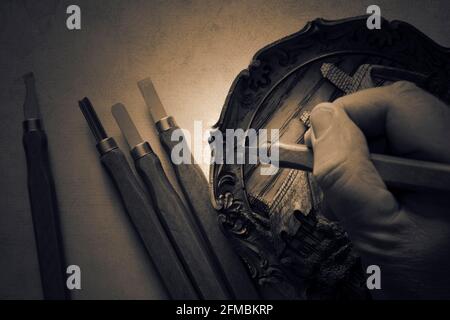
[78,98,197,299]
[22,73,68,300]
[277,143,450,192]
[138,78,259,299]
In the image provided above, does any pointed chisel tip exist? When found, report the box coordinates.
[111,102,126,116]
[137,77,152,86]
[78,97,108,142]
[23,72,40,120]
[137,77,167,122]
[111,103,143,149]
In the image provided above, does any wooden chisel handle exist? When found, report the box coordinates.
[159,125,260,299]
[100,143,198,299]
[278,143,450,192]
[23,124,68,300]
[134,143,229,299]
[371,153,450,192]
[137,77,259,298]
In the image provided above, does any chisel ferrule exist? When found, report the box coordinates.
[23,118,43,132]
[156,116,177,133]
[131,141,153,160]
[96,137,118,155]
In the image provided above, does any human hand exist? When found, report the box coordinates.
[305,81,450,299]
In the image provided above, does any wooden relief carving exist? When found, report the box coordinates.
[209,16,450,299]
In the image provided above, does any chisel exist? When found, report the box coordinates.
[138,78,259,299]
[78,98,198,299]
[111,103,229,299]
[22,73,68,300]
[276,142,450,192]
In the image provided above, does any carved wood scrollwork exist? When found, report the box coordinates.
[210,16,450,299]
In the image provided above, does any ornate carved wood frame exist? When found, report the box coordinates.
[209,16,450,299]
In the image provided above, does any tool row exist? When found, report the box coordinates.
[21,73,259,300]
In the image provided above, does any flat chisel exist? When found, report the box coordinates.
[22,73,68,300]
[138,78,259,299]
[78,98,198,299]
[277,143,450,192]
[111,103,229,299]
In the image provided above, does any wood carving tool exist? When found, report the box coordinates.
[288,65,446,191]
[22,72,68,300]
[276,143,450,192]
[138,78,259,299]
[111,103,229,299]
[78,97,197,299]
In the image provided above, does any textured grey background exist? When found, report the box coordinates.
[0,0,449,299]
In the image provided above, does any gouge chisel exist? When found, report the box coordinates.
[138,78,259,299]
[277,143,450,192]
[111,103,229,299]
[22,73,68,300]
[78,98,198,299]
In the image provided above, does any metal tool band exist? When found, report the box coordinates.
[156,116,177,132]
[96,137,118,155]
[23,119,42,132]
[131,141,153,160]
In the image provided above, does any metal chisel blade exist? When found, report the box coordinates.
[137,78,168,122]
[79,98,108,143]
[111,103,144,149]
[246,143,314,171]
[23,72,41,119]
[277,143,314,171]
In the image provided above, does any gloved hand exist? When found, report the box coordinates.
[305,81,450,299]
